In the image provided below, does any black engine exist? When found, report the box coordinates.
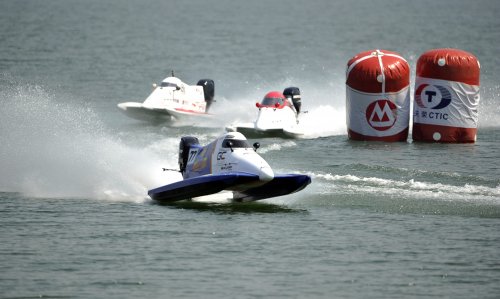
[283,87,301,114]
[197,79,215,112]
[178,136,199,173]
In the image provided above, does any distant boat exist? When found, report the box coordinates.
[118,73,214,122]
[226,87,304,138]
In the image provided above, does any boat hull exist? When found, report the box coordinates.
[148,173,260,203]
[233,174,312,202]
[148,173,311,203]
[118,102,209,122]
[230,125,303,139]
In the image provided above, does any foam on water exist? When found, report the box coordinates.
[210,76,348,138]
[1,76,498,205]
[309,171,500,205]
[479,84,500,128]
[258,140,297,154]
[299,105,346,138]
[0,83,180,202]
[0,81,315,204]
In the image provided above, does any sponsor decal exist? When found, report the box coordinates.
[220,164,233,171]
[415,84,452,109]
[365,99,397,131]
[217,151,226,161]
[413,110,449,120]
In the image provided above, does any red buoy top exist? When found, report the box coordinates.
[346,49,410,93]
[416,48,480,86]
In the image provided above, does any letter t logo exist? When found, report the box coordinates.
[425,91,436,103]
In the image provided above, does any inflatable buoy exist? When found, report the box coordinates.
[412,48,480,143]
[346,49,410,141]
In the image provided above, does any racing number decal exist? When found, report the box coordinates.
[187,149,198,163]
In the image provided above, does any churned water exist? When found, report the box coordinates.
[1,0,499,298]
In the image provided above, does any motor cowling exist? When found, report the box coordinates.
[197,79,215,112]
[283,87,301,114]
[178,136,199,173]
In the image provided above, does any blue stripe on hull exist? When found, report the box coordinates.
[148,173,259,203]
[233,174,311,202]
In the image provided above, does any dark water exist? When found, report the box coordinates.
[1,0,500,298]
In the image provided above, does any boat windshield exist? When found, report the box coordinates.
[261,97,284,106]
[160,82,178,88]
[222,139,251,149]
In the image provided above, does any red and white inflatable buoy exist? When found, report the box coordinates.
[346,49,410,141]
[412,48,480,143]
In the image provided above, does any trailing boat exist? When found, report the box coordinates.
[118,73,214,122]
[226,87,304,138]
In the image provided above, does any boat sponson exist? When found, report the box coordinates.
[236,127,294,139]
[233,174,311,202]
[148,173,259,202]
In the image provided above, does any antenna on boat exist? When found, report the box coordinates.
[226,140,234,152]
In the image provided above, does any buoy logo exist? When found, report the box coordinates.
[365,99,397,131]
[415,84,452,109]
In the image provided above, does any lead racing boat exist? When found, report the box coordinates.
[148,132,311,203]
[118,73,215,122]
[226,87,304,138]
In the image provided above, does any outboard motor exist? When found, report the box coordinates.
[178,136,199,173]
[197,79,215,112]
[283,87,301,114]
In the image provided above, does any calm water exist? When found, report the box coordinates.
[1,0,500,298]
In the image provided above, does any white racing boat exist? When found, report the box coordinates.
[118,73,214,122]
[226,87,304,138]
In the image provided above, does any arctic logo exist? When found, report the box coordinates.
[415,84,452,109]
[365,99,397,131]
